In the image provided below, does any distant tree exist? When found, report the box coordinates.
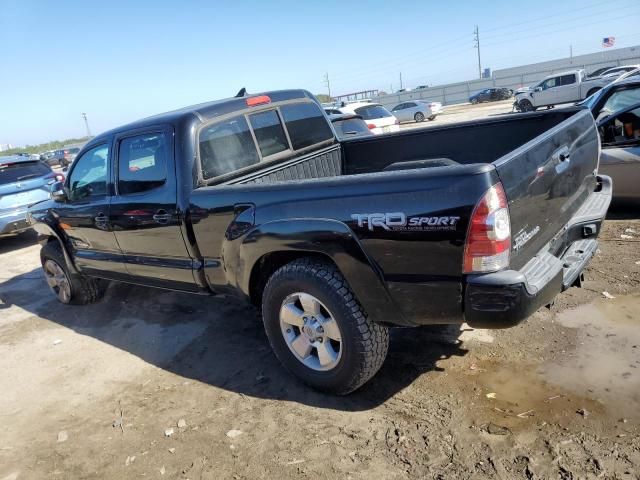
[315,94,332,103]
[4,137,92,155]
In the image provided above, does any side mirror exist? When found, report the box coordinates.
[50,181,68,202]
[534,87,542,92]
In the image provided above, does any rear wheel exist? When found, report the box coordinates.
[262,258,389,395]
[40,242,105,305]
[471,98,479,105]
[428,115,436,121]
[414,112,425,122]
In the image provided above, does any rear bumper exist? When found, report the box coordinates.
[464,175,613,328]
[0,208,30,235]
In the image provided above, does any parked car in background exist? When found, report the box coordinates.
[598,64,640,80]
[328,114,374,139]
[581,76,640,203]
[391,100,442,122]
[514,69,612,112]
[323,108,342,115]
[0,155,63,236]
[47,146,82,167]
[587,66,617,78]
[40,151,56,163]
[415,85,428,90]
[469,88,512,104]
[339,102,399,134]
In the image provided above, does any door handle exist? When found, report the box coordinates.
[152,209,171,224]
[94,212,108,229]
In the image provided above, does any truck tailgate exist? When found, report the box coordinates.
[493,109,600,270]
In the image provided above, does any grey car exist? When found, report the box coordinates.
[597,101,640,204]
[582,76,640,203]
[391,100,442,123]
[0,156,63,236]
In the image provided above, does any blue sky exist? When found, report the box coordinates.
[2,0,639,146]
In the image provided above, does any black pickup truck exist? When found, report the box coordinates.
[28,89,612,394]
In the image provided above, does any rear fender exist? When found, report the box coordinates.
[235,219,407,325]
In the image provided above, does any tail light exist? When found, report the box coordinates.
[367,123,376,129]
[46,173,65,185]
[463,182,511,273]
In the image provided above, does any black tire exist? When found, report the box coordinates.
[428,115,436,121]
[519,99,535,112]
[414,112,425,122]
[262,258,389,395]
[471,98,479,105]
[40,241,105,305]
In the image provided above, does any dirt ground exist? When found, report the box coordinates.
[0,213,638,479]
[1,101,639,479]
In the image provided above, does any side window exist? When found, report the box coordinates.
[199,115,260,180]
[68,144,109,201]
[560,74,576,86]
[118,133,168,195]
[280,102,334,150]
[248,109,290,158]
[393,104,405,110]
[599,107,640,145]
[542,77,558,90]
[406,102,416,108]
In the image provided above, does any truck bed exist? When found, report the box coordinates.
[225,108,579,185]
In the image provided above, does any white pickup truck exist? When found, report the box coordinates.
[514,69,611,111]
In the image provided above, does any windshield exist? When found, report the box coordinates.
[0,160,50,185]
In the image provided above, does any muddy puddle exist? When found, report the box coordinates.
[472,294,640,422]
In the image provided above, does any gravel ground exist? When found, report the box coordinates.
[1,102,639,478]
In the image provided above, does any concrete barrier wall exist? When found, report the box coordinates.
[373,45,640,109]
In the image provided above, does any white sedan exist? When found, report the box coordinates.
[339,102,399,135]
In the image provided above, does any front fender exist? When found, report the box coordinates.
[235,218,407,325]
[28,209,79,274]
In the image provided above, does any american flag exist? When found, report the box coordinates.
[603,37,615,48]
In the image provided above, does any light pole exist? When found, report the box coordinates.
[81,113,92,137]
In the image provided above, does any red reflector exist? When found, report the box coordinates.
[123,209,152,216]
[367,123,376,129]
[246,95,271,107]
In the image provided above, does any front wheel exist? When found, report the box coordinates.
[262,258,389,395]
[519,99,535,112]
[414,112,425,122]
[40,242,105,305]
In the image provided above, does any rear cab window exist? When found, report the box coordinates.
[198,100,334,182]
[354,105,393,120]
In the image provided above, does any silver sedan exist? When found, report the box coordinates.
[391,101,442,123]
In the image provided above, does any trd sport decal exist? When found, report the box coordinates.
[351,212,460,231]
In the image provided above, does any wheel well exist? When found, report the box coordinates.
[248,251,336,307]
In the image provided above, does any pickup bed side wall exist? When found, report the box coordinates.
[189,166,498,326]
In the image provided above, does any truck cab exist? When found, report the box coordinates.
[515,70,610,112]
